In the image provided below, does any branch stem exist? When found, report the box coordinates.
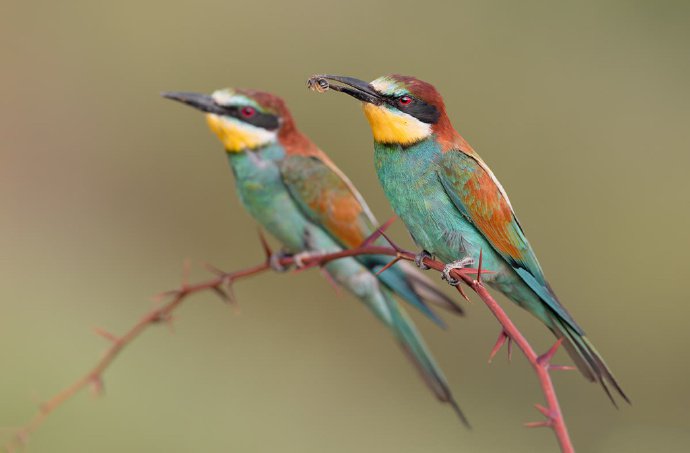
[4,242,574,452]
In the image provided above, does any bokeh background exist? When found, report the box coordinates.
[2,1,689,451]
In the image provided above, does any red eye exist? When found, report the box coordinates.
[241,106,256,118]
[398,95,413,106]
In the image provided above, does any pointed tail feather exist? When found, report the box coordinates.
[363,254,465,327]
[549,315,630,406]
[397,261,465,316]
[385,293,470,427]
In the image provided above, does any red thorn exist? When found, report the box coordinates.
[181,259,191,286]
[534,404,552,417]
[151,289,178,303]
[376,256,402,276]
[152,312,176,333]
[203,262,226,277]
[319,268,343,297]
[89,376,104,397]
[457,267,495,276]
[476,248,483,283]
[455,284,471,303]
[92,327,119,344]
[507,336,513,362]
[549,365,577,372]
[488,330,509,363]
[538,338,564,367]
[524,420,552,429]
[379,232,402,252]
[360,216,396,247]
[211,287,233,306]
[165,315,176,334]
[257,228,273,261]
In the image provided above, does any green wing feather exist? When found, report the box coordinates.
[437,149,583,334]
[280,154,463,322]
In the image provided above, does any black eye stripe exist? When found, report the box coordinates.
[221,106,280,130]
[384,96,440,124]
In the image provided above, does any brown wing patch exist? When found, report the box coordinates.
[307,186,366,248]
[461,169,522,259]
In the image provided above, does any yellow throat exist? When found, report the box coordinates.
[362,103,431,145]
[206,114,277,152]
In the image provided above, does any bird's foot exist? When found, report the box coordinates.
[293,250,326,269]
[414,250,433,270]
[269,250,293,272]
[441,257,475,286]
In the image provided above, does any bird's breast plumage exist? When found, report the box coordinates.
[226,145,310,252]
[373,139,483,264]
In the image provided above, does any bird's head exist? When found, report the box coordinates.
[308,74,456,148]
[162,88,295,153]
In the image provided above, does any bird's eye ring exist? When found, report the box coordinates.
[241,106,256,118]
[398,95,413,106]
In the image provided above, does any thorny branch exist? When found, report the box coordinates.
[3,225,575,453]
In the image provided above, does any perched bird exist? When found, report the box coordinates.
[162,88,469,424]
[309,74,628,404]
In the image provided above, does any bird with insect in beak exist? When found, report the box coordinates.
[308,74,629,405]
[162,88,470,425]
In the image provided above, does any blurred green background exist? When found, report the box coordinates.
[2,0,689,451]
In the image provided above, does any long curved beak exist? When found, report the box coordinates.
[307,75,383,105]
[161,91,227,115]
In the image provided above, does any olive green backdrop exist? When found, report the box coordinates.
[2,1,689,452]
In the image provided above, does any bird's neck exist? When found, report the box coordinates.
[373,137,443,178]
[278,127,323,159]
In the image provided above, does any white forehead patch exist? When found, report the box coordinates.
[211,89,236,106]
[370,77,406,97]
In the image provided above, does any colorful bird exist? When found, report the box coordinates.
[162,88,469,424]
[309,74,628,404]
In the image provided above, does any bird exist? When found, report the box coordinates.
[308,74,628,405]
[162,87,470,424]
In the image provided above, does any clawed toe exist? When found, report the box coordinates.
[294,250,325,268]
[414,250,433,270]
[441,257,475,286]
[269,250,292,272]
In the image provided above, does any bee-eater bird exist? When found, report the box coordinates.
[309,74,628,404]
[162,88,470,424]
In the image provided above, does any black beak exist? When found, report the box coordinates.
[161,91,227,115]
[307,75,383,105]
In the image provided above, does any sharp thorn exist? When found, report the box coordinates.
[319,268,343,297]
[257,228,273,261]
[211,286,232,305]
[376,256,401,276]
[524,420,552,429]
[223,280,241,314]
[360,216,396,247]
[92,327,119,343]
[488,330,509,363]
[476,248,483,283]
[224,280,237,305]
[455,284,471,303]
[549,365,577,372]
[203,262,226,277]
[379,232,402,252]
[151,289,180,303]
[534,404,551,417]
[181,258,191,286]
[538,338,564,366]
[89,376,105,397]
